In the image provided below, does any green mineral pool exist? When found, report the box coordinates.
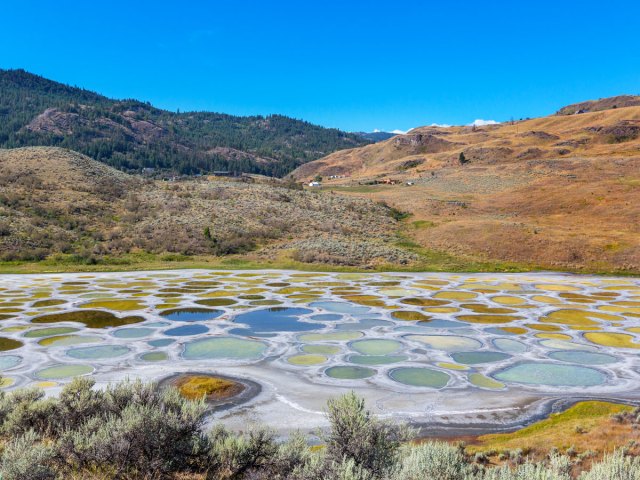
[287,354,327,365]
[469,373,505,389]
[36,364,94,379]
[38,335,103,347]
[140,352,168,362]
[182,337,267,360]
[66,345,131,360]
[24,327,79,338]
[547,351,618,365]
[493,362,607,387]
[112,328,156,339]
[389,367,450,388]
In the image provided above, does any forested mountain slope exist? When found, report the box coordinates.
[0,69,369,176]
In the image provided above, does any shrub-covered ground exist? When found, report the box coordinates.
[1,379,639,480]
[0,147,414,268]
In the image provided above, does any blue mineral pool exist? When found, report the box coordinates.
[493,362,607,387]
[112,327,156,339]
[414,319,468,329]
[0,355,21,370]
[309,301,371,316]
[492,338,528,353]
[310,314,343,321]
[164,324,209,336]
[336,319,393,330]
[147,338,175,347]
[232,307,317,334]
[159,308,224,322]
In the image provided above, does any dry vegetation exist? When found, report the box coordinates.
[292,103,640,273]
[0,147,413,268]
[1,381,639,480]
[465,401,640,473]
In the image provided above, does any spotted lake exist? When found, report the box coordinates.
[0,270,639,434]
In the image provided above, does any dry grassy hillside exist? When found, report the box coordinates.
[0,147,412,268]
[291,103,640,273]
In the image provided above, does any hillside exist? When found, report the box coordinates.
[0,147,412,267]
[557,95,640,115]
[0,69,369,177]
[291,100,640,273]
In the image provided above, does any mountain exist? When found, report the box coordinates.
[0,69,370,177]
[355,131,397,142]
[291,97,640,273]
[292,99,640,180]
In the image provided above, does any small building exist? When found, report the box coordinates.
[308,181,321,187]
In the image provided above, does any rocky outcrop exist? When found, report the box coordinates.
[391,133,459,153]
[25,108,80,135]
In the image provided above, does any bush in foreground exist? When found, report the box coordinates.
[0,379,638,479]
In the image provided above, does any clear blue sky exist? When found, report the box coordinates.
[2,0,639,132]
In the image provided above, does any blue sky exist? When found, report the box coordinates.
[2,0,639,132]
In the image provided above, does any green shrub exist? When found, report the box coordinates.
[323,391,411,478]
[0,429,55,480]
[59,386,206,476]
[391,442,470,480]
[474,453,571,480]
[205,425,278,479]
[579,450,640,479]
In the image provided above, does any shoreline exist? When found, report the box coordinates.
[412,394,640,440]
[0,261,638,277]
[154,371,640,440]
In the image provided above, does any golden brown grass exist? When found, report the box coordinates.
[291,105,640,274]
[466,401,636,460]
